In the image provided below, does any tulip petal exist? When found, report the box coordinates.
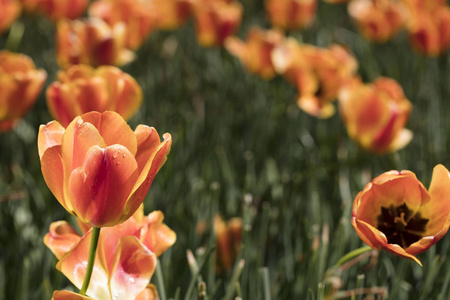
[134,125,162,174]
[352,218,388,250]
[388,129,413,153]
[52,290,93,300]
[57,232,111,299]
[41,145,68,211]
[421,164,450,235]
[141,211,177,256]
[384,243,422,266]
[38,121,65,159]
[405,236,436,255]
[44,221,81,260]
[109,236,157,300]
[69,145,139,227]
[79,111,137,155]
[136,284,159,300]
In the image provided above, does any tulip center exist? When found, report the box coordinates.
[377,203,429,248]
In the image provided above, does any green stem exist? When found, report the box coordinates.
[80,227,101,296]
[5,21,25,52]
[334,246,372,267]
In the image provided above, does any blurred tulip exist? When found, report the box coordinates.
[225,27,285,79]
[46,65,142,127]
[89,0,156,50]
[0,0,21,34]
[190,0,243,47]
[348,0,406,43]
[56,18,135,69]
[272,39,358,118]
[322,0,349,3]
[52,291,93,300]
[151,0,192,30]
[0,51,47,131]
[45,207,175,299]
[352,165,450,266]
[214,214,242,273]
[339,77,412,154]
[38,111,172,227]
[265,0,317,31]
[21,0,88,20]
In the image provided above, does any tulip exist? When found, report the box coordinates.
[348,0,406,43]
[38,111,172,227]
[190,0,243,47]
[0,0,21,34]
[45,207,176,299]
[214,214,242,273]
[151,0,192,30]
[89,0,156,50]
[0,51,47,131]
[56,18,135,69]
[265,0,317,31]
[46,65,142,127]
[21,0,88,20]
[225,27,285,79]
[338,77,412,154]
[52,291,93,300]
[352,165,450,266]
[272,39,358,118]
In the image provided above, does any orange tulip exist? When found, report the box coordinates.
[0,0,21,34]
[151,0,192,30]
[52,291,93,300]
[338,77,412,154]
[190,0,243,47]
[21,0,88,20]
[45,207,175,299]
[352,165,450,266]
[265,0,317,31]
[89,0,156,50]
[46,65,142,127]
[214,214,242,273]
[56,18,135,69]
[348,0,406,43]
[38,111,172,227]
[272,39,358,118]
[0,51,47,131]
[225,27,285,79]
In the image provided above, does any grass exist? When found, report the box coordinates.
[2,0,450,299]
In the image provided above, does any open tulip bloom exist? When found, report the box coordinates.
[352,164,450,266]
[45,206,176,299]
[38,111,172,228]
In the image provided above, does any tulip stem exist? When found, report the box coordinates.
[335,246,373,267]
[80,227,101,296]
[6,21,25,52]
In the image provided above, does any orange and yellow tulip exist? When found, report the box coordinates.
[89,0,156,50]
[352,165,450,266]
[56,18,135,69]
[151,0,192,30]
[46,65,142,127]
[45,206,175,299]
[348,0,406,43]
[21,0,88,20]
[38,111,172,227]
[338,77,412,154]
[265,0,317,31]
[214,214,242,273]
[272,39,358,118]
[0,0,21,34]
[190,0,243,47]
[225,27,285,79]
[0,51,47,131]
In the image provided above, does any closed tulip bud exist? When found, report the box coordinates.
[45,207,175,299]
[265,0,317,31]
[56,18,135,69]
[38,111,172,227]
[191,0,243,47]
[214,214,242,273]
[225,27,285,79]
[89,0,156,50]
[348,0,406,43]
[0,0,21,34]
[151,0,192,30]
[0,51,47,131]
[46,65,142,127]
[339,77,412,154]
[352,165,450,266]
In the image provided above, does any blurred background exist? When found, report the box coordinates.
[1,0,450,299]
